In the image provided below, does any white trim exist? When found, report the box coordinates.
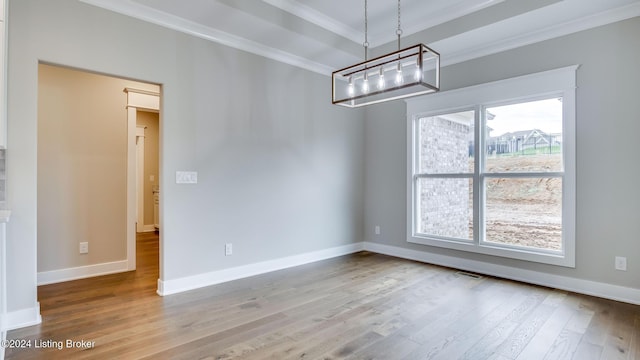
[126,106,137,271]
[406,65,578,267]
[439,2,640,67]
[0,214,8,353]
[37,260,129,286]
[124,89,160,271]
[79,0,333,76]
[157,242,365,296]
[261,0,361,44]
[380,0,507,46]
[135,126,146,137]
[79,0,639,76]
[153,240,640,305]
[136,126,146,233]
[261,0,503,46]
[0,210,9,223]
[1,328,6,360]
[363,242,640,306]
[0,0,7,150]
[126,88,160,111]
[406,65,579,112]
[4,304,42,331]
[140,224,156,233]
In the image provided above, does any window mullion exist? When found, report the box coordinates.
[483,172,564,178]
[412,115,420,237]
[474,105,482,246]
[414,173,473,179]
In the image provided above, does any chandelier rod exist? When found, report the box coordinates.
[397,0,402,51]
[363,0,369,62]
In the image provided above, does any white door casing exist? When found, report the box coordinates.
[124,88,159,271]
[136,125,146,233]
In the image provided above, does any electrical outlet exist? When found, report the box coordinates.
[225,243,233,256]
[615,256,627,271]
[79,242,89,254]
[375,225,381,235]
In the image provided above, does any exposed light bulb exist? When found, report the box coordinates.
[348,77,354,96]
[377,68,385,90]
[395,63,403,85]
[414,68,421,81]
[362,73,370,94]
[414,58,422,81]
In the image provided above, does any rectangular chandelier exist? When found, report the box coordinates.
[332,44,440,108]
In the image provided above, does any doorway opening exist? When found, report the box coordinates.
[125,88,160,270]
[36,63,161,287]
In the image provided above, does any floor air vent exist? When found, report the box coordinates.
[456,271,483,279]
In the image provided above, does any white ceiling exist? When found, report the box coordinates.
[81,0,640,75]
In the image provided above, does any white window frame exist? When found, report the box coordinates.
[406,66,578,267]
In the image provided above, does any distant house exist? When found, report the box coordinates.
[487,129,561,155]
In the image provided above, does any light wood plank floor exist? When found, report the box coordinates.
[6,233,640,359]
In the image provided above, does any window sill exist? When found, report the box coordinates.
[408,234,575,268]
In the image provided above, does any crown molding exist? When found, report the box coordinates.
[263,0,505,48]
[79,0,333,75]
[80,0,640,77]
[438,1,640,67]
[376,0,506,46]
[261,0,362,44]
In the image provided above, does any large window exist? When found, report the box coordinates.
[407,66,577,267]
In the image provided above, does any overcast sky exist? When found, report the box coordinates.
[487,98,562,136]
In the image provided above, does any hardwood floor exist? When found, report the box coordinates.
[6,233,640,359]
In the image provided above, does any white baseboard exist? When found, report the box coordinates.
[157,240,640,305]
[1,328,6,360]
[363,242,640,305]
[140,225,156,233]
[4,304,42,331]
[157,242,365,296]
[37,260,129,285]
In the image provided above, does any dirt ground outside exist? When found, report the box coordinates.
[483,154,562,251]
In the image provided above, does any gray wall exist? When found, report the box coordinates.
[7,0,364,313]
[365,17,640,289]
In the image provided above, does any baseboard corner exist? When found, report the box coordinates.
[5,303,42,331]
[159,242,364,296]
[37,260,129,285]
[363,241,640,305]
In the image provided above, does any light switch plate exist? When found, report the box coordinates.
[176,171,197,184]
